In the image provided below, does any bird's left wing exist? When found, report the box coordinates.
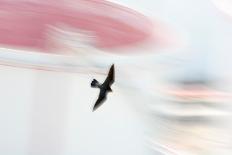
[93,90,107,111]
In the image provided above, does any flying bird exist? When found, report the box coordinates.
[91,64,115,111]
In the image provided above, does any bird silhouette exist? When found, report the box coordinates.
[91,64,115,111]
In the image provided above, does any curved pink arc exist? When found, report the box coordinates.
[0,0,153,53]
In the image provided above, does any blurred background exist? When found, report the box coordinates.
[0,0,232,155]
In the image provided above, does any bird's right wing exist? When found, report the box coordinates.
[103,64,115,86]
[93,90,107,111]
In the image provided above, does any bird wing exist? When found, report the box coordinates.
[103,64,115,86]
[93,90,107,111]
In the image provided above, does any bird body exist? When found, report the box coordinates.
[91,64,115,111]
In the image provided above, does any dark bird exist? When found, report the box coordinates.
[91,64,115,111]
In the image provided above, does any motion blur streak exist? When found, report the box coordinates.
[0,0,153,52]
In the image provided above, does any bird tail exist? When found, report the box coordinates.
[91,79,100,88]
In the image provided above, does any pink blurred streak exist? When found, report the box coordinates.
[0,0,154,53]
